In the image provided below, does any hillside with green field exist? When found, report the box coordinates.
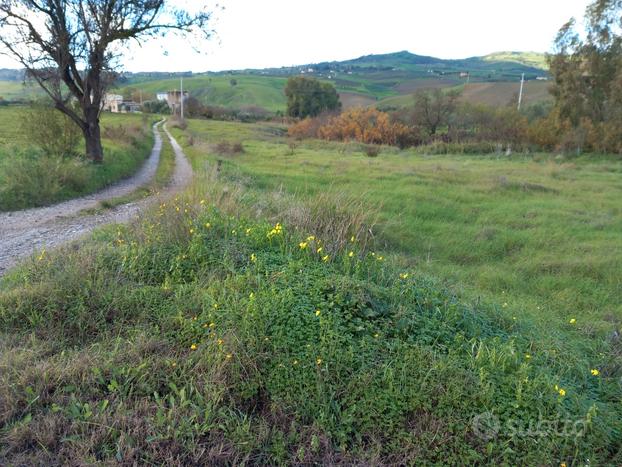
[109,50,550,113]
[116,74,288,113]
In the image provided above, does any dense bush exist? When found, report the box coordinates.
[285,76,341,118]
[288,108,410,148]
[142,100,171,115]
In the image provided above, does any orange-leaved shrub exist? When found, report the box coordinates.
[317,108,410,147]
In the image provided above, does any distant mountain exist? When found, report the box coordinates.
[244,50,549,82]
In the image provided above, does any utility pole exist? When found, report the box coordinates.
[180,76,184,120]
[517,73,525,111]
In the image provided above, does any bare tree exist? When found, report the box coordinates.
[0,1,215,162]
[412,88,461,136]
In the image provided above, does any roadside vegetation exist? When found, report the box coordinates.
[0,106,154,211]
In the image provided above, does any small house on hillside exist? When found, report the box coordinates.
[103,94,123,113]
[103,94,141,113]
[155,90,189,115]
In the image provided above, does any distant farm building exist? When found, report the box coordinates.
[103,94,141,113]
[103,94,123,113]
[156,90,189,115]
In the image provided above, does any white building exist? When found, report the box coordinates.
[103,94,124,113]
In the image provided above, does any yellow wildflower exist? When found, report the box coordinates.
[226,353,233,360]
[322,255,330,262]
[315,309,321,317]
[316,358,322,365]
[212,303,218,309]
[559,388,566,397]
[203,323,209,328]
[307,235,315,241]
[171,361,177,367]
[299,241,308,250]
[374,333,380,338]
[209,322,215,328]
[190,344,197,351]
[246,228,252,235]
[348,251,354,258]
[205,222,211,228]
[317,247,323,254]
[200,199,206,205]
[189,228,195,234]
[350,236,355,242]
[217,339,224,345]
[569,318,577,324]
[502,303,508,308]
[293,360,299,365]
[250,253,257,263]
[249,292,255,300]
[591,369,600,376]
[399,273,409,279]
[525,354,531,359]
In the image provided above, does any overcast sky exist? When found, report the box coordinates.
[0,0,593,72]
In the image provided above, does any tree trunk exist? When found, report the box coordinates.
[83,106,103,163]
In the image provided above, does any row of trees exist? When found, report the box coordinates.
[545,0,622,153]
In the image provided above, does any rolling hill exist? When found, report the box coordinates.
[0,50,552,111]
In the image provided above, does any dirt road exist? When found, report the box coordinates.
[0,121,193,276]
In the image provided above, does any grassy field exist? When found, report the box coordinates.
[116,74,288,112]
[0,107,154,211]
[174,120,622,331]
[1,117,620,464]
[0,80,43,101]
[378,80,552,109]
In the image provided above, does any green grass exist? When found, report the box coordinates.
[0,107,154,211]
[116,74,288,112]
[0,81,43,101]
[0,117,620,464]
[174,121,622,331]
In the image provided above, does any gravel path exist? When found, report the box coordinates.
[0,121,193,277]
